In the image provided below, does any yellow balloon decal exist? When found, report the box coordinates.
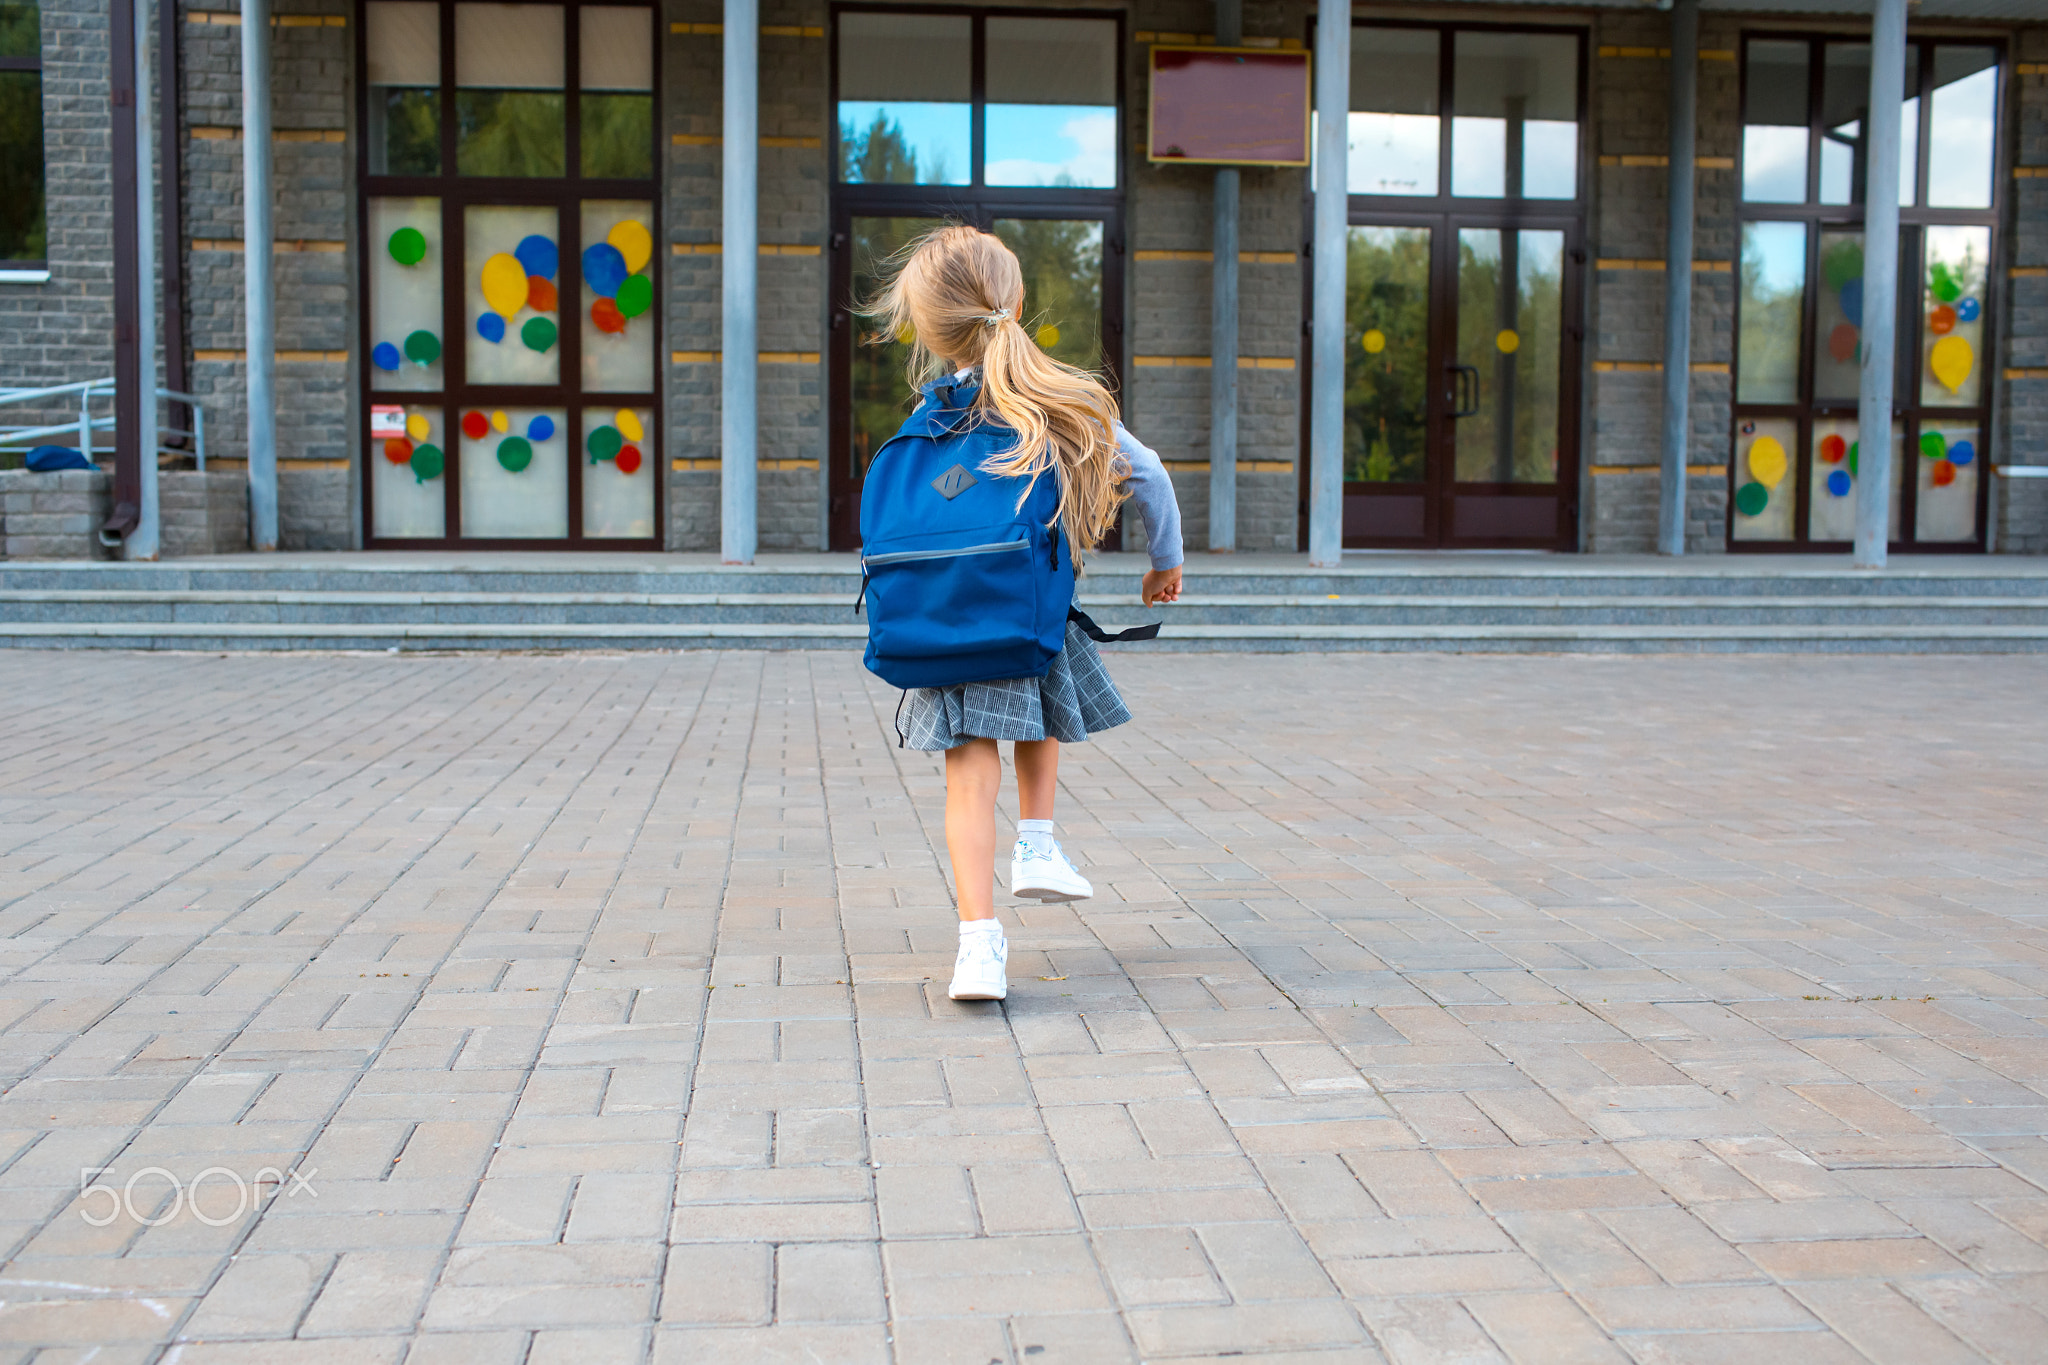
[895,324,915,346]
[615,409,645,442]
[480,253,529,319]
[490,409,509,433]
[1496,329,1520,354]
[1747,435,1787,488]
[1362,329,1386,354]
[1035,324,1061,349]
[606,220,654,276]
[1929,335,1974,394]
[404,413,430,442]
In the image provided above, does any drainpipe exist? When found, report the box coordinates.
[1307,0,1348,567]
[1855,0,1906,569]
[243,0,278,550]
[721,0,759,563]
[1208,0,1240,553]
[128,0,160,560]
[1657,0,1697,556]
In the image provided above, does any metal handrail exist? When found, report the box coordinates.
[0,379,208,469]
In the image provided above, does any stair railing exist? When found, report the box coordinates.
[0,379,209,469]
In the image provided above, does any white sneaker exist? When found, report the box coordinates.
[948,925,1008,1001]
[1011,838,1094,902]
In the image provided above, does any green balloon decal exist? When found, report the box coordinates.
[1930,261,1962,304]
[409,442,444,482]
[388,226,427,266]
[1734,481,1769,518]
[1919,430,1946,460]
[1848,440,1859,477]
[403,329,441,366]
[615,273,653,320]
[521,317,558,353]
[1821,240,1863,291]
[587,424,623,463]
[497,437,534,473]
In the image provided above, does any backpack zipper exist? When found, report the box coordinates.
[862,538,1027,567]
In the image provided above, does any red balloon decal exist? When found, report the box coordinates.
[527,276,558,313]
[1827,322,1858,363]
[1819,434,1847,464]
[1928,305,1957,336]
[461,410,491,440]
[384,437,413,463]
[592,298,627,334]
[615,444,643,475]
[1931,459,1957,487]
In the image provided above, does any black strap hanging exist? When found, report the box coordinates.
[1068,606,1161,644]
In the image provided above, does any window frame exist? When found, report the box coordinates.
[353,0,663,551]
[1731,30,2004,553]
[0,0,46,271]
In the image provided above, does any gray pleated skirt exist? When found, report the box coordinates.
[897,620,1132,751]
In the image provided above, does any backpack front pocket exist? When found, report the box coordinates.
[863,536,1043,668]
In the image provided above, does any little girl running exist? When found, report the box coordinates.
[864,225,1184,1003]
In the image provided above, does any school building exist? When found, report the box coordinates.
[0,0,2043,561]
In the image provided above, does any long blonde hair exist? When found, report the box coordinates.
[862,224,1126,564]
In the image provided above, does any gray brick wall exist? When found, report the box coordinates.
[1998,33,2047,555]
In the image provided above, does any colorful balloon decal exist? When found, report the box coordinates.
[388,227,427,266]
[384,437,412,464]
[403,330,441,367]
[1735,482,1769,518]
[616,446,643,475]
[1931,460,1957,487]
[497,437,533,473]
[1036,324,1061,350]
[583,243,629,297]
[477,313,506,344]
[1957,298,1980,323]
[461,410,490,441]
[587,424,624,463]
[474,236,561,352]
[482,253,529,318]
[528,414,555,442]
[405,414,430,442]
[615,410,645,442]
[1747,435,1787,489]
[1929,260,1963,304]
[521,317,559,353]
[515,234,559,281]
[583,221,656,340]
[1362,328,1385,354]
[527,277,559,313]
[1928,304,1957,336]
[1827,323,1858,364]
[1819,434,1847,465]
[410,443,444,482]
[372,342,402,371]
[491,410,509,433]
[1920,431,1947,460]
[591,298,626,334]
[1949,440,1974,466]
[1929,335,1974,393]
[1496,329,1519,355]
[1826,469,1852,497]
[608,220,652,274]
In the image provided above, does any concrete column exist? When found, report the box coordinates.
[1856,0,1907,569]
[127,0,160,560]
[1657,0,1697,557]
[243,0,278,551]
[1307,0,1348,566]
[721,0,759,563]
[1208,0,1241,553]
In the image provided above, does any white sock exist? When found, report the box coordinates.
[1017,819,1057,858]
[960,917,1003,939]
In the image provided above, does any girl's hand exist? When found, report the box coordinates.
[1142,566,1183,606]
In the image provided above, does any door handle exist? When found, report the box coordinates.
[1448,365,1480,418]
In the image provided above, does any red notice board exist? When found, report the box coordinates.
[1148,46,1311,167]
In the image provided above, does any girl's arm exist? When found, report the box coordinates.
[1113,422,1184,572]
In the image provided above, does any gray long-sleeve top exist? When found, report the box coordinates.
[1114,422,1184,572]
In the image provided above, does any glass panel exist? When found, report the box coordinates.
[1349,27,1439,197]
[369,196,444,392]
[455,3,564,177]
[0,69,44,261]
[1814,231,1863,402]
[1731,417,1796,541]
[1817,42,1916,207]
[582,406,655,538]
[984,18,1116,188]
[1344,226,1430,483]
[1920,225,1988,407]
[837,13,970,185]
[1738,221,1805,404]
[1454,228,1563,484]
[580,7,652,179]
[1743,40,1809,203]
[465,204,560,385]
[1927,47,1997,210]
[991,219,1103,373]
[367,1,440,175]
[580,199,655,392]
[850,216,944,478]
[0,2,37,58]
[459,406,568,537]
[1807,415,1904,542]
[1915,420,1979,542]
[1451,32,1578,200]
[369,402,447,537]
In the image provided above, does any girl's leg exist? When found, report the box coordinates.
[943,737,1002,922]
[1012,738,1060,820]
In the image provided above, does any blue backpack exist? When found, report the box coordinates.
[858,375,1153,690]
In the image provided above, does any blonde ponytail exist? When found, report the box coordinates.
[860,224,1127,566]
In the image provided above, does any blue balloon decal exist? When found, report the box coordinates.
[1826,469,1852,497]
[515,234,559,280]
[371,341,402,371]
[477,312,506,344]
[1948,440,1974,466]
[1839,279,1864,328]
[582,243,628,298]
[1957,297,1980,323]
[527,414,555,442]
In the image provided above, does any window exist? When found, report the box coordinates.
[359,0,659,546]
[0,1,44,266]
[1732,35,1999,549]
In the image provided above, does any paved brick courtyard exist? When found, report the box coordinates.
[2,648,2046,1364]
